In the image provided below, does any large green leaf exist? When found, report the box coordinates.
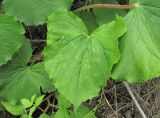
[112,0,160,83]
[44,10,127,108]
[94,0,127,25]
[0,14,24,66]
[0,40,54,104]
[2,0,73,25]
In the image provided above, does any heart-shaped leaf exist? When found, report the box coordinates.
[44,10,127,108]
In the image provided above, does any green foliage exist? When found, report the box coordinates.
[0,40,54,103]
[0,14,24,65]
[2,94,45,118]
[112,0,160,83]
[44,10,126,108]
[21,99,33,108]
[53,106,96,118]
[54,109,70,118]
[29,95,45,117]
[2,102,25,115]
[58,95,71,109]
[70,106,96,118]
[2,0,73,25]
[55,95,96,117]
[0,0,160,117]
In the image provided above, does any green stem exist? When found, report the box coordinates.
[73,3,136,12]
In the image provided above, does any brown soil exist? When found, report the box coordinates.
[86,78,160,118]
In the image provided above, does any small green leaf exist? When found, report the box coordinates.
[2,0,73,25]
[44,10,126,108]
[2,102,25,115]
[29,105,36,117]
[35,95,44,107]
[0,14,24,65]
[31,94,36,103]
[21,99,33,108]
[28,95,44,118]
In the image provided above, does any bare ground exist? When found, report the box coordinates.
[86,78,160,118]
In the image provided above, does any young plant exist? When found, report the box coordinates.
[2,95,44,118]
